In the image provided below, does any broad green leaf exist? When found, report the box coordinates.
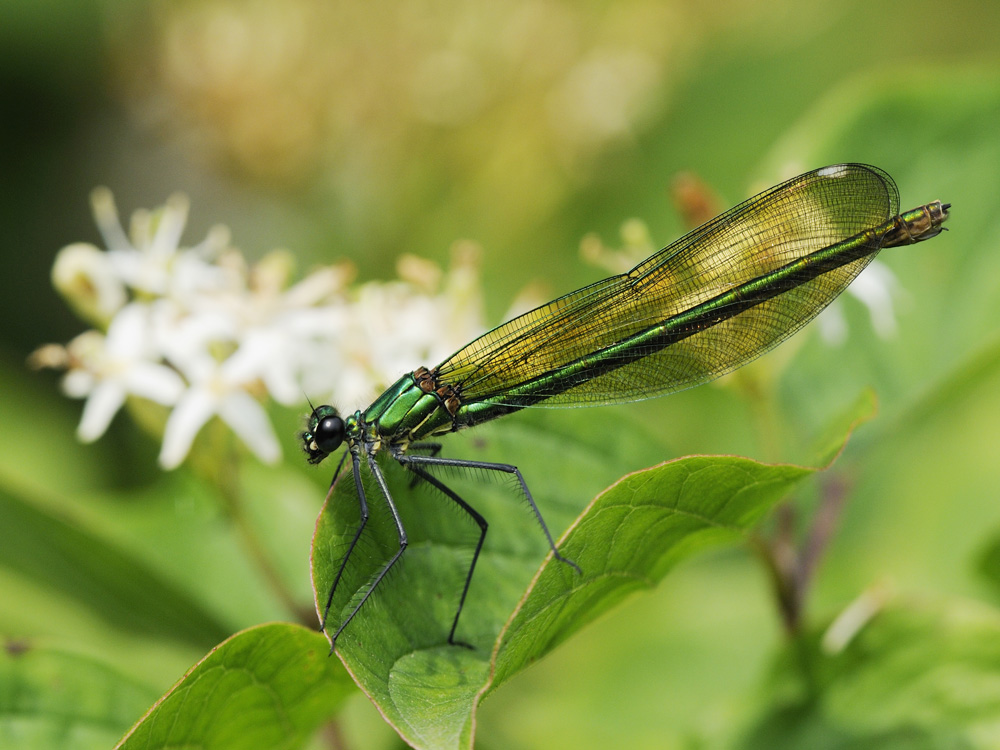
[116,623,354,750]
[311,393,873,749]
[488,455,811,688]
[0,642,159,750]
[735,596,1000,749]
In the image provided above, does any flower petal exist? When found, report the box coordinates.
[77,382,126,442]
[218,390,281,465]
[90,187,132,251]
[52,243,127,327]
[159,387,216,469]
[62,368,96,398]
[105,303,152,358]
[125,363,186,405]
[816,302,848,347]
[150,193,190,258]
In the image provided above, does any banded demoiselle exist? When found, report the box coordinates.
[303,163,949,649]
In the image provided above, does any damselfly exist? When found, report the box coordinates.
[303,163,949,648]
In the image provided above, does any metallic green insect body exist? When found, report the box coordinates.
[303,163,949,649]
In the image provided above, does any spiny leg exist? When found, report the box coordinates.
[329,452,408,650]
[401,462,487,648]
[322,451,368,633]
[407,441,442,457]
[395,453,581,574]
[405,442,442,488]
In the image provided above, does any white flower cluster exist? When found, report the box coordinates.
[34,189,485,470]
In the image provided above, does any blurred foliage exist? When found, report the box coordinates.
[736,597,1000,749]
[2,0,1000,748]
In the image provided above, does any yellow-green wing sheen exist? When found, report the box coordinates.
[434,164,899,407]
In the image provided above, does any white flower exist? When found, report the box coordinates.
[845,261,904,339]
[52,243,127,327]
[42,189,488,472]
[230,257,355,406]
[60,304,185,442]
[91,186,187,296]
[90,186,238,306]
[159,346,280,470]
[309,246,485,409]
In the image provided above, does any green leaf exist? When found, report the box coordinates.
[116,623,354,750]
[0,641,159,750]
[311,394,873,749]
[735,596,1000,749]
[489,455,811,687]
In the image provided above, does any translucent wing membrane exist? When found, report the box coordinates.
[434,164,899,407]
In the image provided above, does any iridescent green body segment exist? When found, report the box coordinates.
[303,163,949,650]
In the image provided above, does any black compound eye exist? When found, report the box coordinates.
[315,415,345,454]
[302,405,345,464]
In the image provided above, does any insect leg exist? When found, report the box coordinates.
[399,460,487,648]
[329,452,408,649]
[321,450,368,634]
[407,441,443,457]
[404,442,442,488]
[396,453,581,574]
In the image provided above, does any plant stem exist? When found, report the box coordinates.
[756,475,851,636]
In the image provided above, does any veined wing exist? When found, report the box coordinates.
[434,164,900,407]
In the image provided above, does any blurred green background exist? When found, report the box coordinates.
[3,0,1000,748]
